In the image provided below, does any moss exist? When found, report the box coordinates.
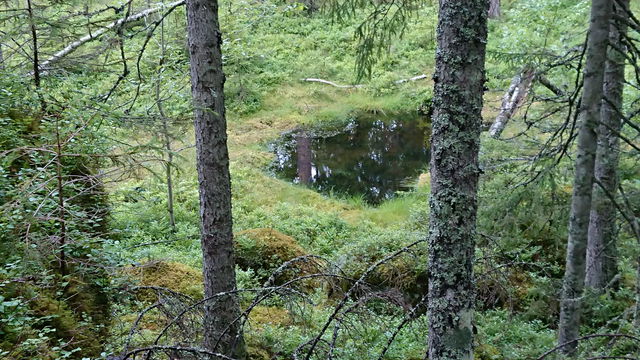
[247,345,272,360]
[235,228,312,283]
[0,273,111,359]
[30,294,78,340]
[244,306,291,360]
[64,276,111,351]
[119,311,166,332]
[474,343,502,360]
[248,306,291,328]
[19,285,105,358]
[125,261,204,300]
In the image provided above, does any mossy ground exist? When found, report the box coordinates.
[104,1,640,359]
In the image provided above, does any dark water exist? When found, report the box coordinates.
[271,112,430,204]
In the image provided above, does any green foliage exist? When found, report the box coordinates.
[477,310,556,359]
[486,0,589,88]
[2,0,639,358]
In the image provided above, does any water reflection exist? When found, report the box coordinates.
[272,112,430,205]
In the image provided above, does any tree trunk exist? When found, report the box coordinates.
[185,0,246,357]
[488,0,500,19]
[156,17,176,232]
[558,0,612,354]
[489,66,535,138]
[427,0,488,359]
[296,133,312,185]
[26,0,40,88]
[0,43,4,70]
[584,0,629,291]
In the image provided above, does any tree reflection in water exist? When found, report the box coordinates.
[273,112,430,205]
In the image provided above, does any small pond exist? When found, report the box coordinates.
[271,112,430,204]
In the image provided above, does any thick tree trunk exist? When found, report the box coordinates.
[427,0,488,359]
[185,0,246,358]
[585,0,629,291]
[558,0,612,354]
[488,0,500,19]
[489,66,535,138]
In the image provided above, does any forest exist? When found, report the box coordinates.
[1,0,639,359]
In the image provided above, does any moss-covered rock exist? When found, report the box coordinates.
[475,343,502,360]
[248,305,291,328]
[125,261,204,300]
[335,232,428,309]
[245,306,291,360]
[235,228,312,284]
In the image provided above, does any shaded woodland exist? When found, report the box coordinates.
[1,0,639,359]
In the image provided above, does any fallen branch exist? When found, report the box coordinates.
[300,78,365,88]
[394,74,428,84]
[121,345,236,360]
[300,74,428,88]
[37,0,185,74]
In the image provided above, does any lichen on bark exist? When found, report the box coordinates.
[427,1,488,359]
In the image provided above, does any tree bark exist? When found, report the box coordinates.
[488,0,500,19]
[185,0,246,357]
[427,1,488,359]
[558,0,613,354]
[584,0,629,291]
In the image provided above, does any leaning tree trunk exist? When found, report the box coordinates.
[489,65,535,138]
[185,0,246,358]
[558,0,612,354]
[427,0,488,359]
[488,0,500,19]
[585,0,629,291]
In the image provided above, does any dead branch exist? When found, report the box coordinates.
[36,0,185,74]
[121,345,236,360]
[300,74,428,88]
[300,78,365,88]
